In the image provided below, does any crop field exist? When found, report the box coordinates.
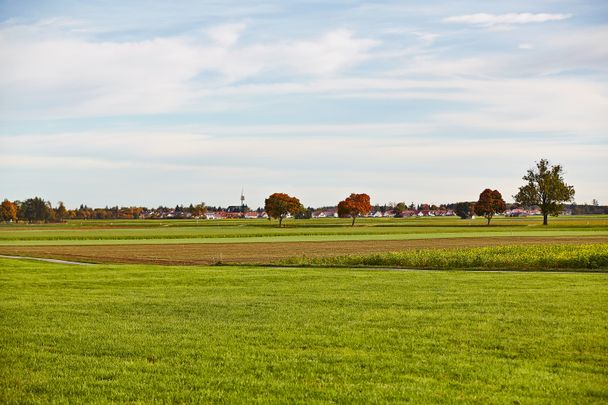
[1,237,608,266]
[1,258,607,403]
[1,216,607,244]
[281,244,608,270]
[1,216,608,265]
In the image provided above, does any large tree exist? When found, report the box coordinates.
[264,193,303,227]
[474,189,506,225]
[514,159,575,225]
[455,202,475,219]
[338,193,372,226]
[18,197,54,223]
[0,199,18,223]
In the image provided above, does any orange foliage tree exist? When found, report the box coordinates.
[474,189,506,225]
[264,193,304,227]
[338,193,372,226]
[0,199,18,223]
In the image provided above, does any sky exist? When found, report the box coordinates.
[1,0,607,209]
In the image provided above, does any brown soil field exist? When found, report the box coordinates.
[1,236,607,265]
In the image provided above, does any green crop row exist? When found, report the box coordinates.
[281,244,608,270]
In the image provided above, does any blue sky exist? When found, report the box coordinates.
[1,1,607,208]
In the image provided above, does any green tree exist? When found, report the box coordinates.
[264,193,304,227]
[514,159,575,225]
[18,197,53,223]
[393,202,407,218]
[455,202,474,219]
[474,189,506,225]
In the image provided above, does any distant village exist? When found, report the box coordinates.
[139,205,546,220]
[2,193,603,223]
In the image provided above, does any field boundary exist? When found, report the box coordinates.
[246,264,608,274]
[0,254,93,266]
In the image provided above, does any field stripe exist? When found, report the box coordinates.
[0,254,93,265]
[1,229,608,246]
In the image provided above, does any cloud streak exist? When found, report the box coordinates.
[443,13,572,26]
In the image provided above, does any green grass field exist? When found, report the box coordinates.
[1,216,607,246]
[1,258,607,403]
[2,217,607,402]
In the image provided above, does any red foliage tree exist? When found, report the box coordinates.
[338,193,372,226]
[264,193,303,227]
[474,189,506,225]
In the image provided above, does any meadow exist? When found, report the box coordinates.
[1,258,607,403]
[1,216,607,403]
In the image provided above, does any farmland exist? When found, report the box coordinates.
[1,216,607,402]
[1,216,608,265]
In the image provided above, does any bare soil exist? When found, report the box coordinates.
[1,236,606,265]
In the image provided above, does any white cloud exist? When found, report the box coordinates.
[381,28,439,45]
[0,22,378,117]
[3,130,605,206]
[206,23,247,47]
[444,13,572,27]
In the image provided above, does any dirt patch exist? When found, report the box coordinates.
[1,236,607,265]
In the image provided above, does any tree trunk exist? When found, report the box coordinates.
[279,216,283,228]
[543,214,548,225]
[487,216,491,225]
[351,216,356,226]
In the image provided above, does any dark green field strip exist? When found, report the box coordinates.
[1,259,607,403]
[1,215,605,229]
[1,229,608,246]
[1,216,606,243]
[0,225,531,241]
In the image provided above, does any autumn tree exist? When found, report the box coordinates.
[514,159,575,225]
[191,203,208,218]
[264,193,304,227]
[0,199,18,223]
[474,189,506,225]
[338,193,372,226]
[55,201,68,222]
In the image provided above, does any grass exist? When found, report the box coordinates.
[281,244,608,271]
[1,258,607,403]
[2,229,608,246]
[1,216,607,246]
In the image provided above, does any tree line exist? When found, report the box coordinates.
[0,200,213,223]
[262,159,578,226]
[1,159,590,226]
